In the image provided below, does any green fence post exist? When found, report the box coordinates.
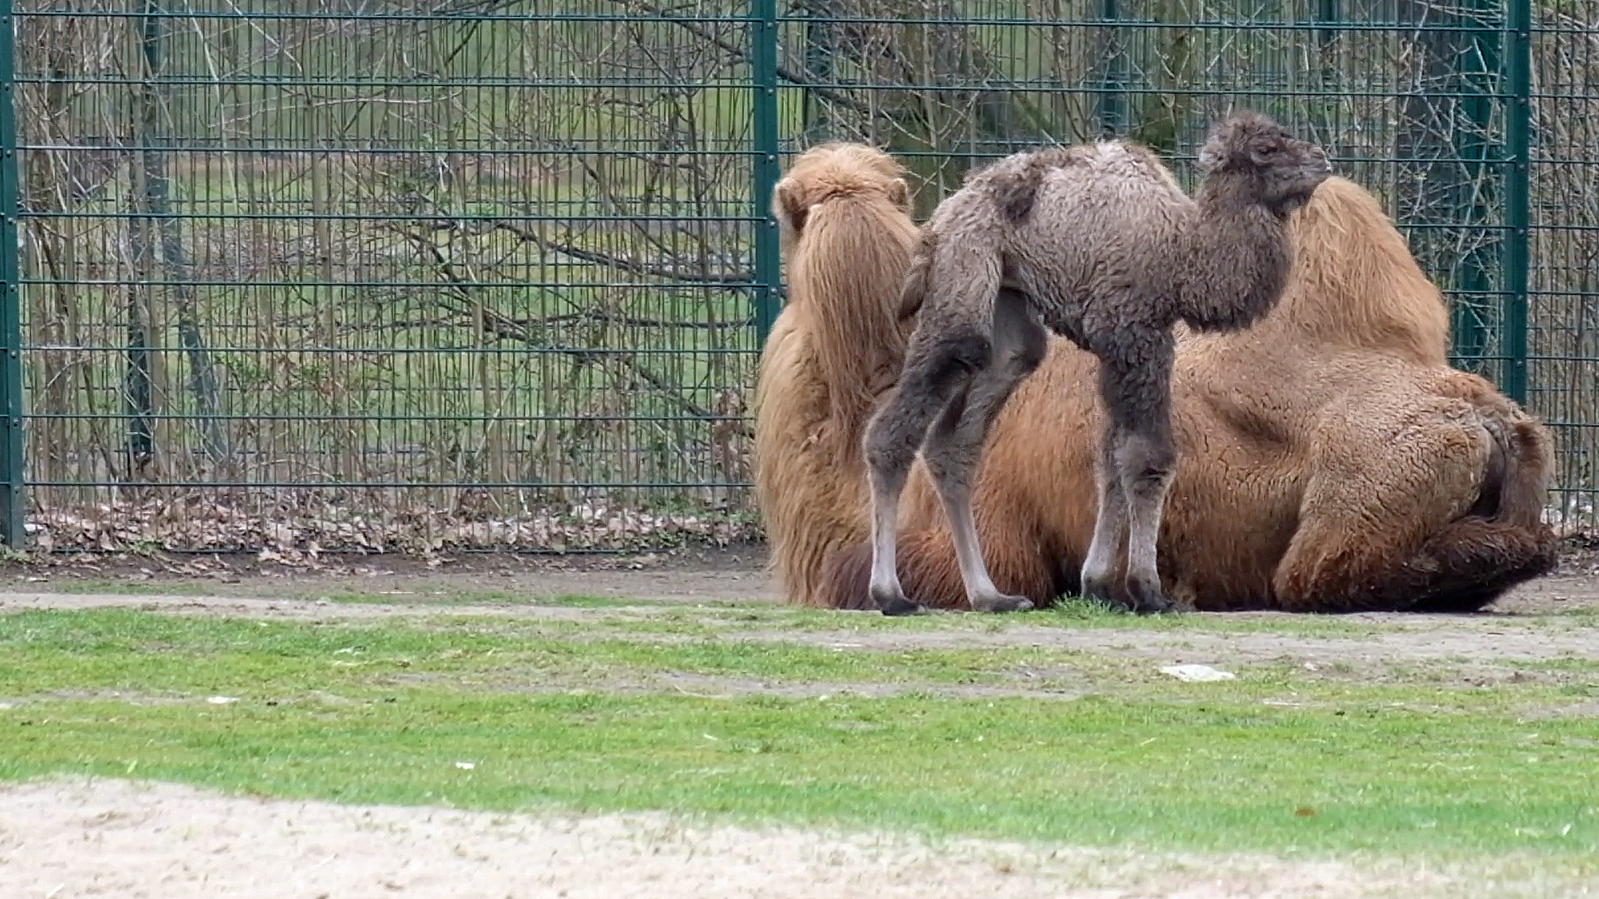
[750,0,783,346]
[1502,0,1531,405]
[1454,0,1499,373]
[0,0,25,547]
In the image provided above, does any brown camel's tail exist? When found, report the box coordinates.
[816,527,1060,612]
[1490,416,1556,532]
[1406,406,1559,612]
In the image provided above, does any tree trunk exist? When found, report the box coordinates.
[136,0,228,471]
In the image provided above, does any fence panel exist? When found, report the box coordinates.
[5,0,1595,554]
[778,0,1595,532]
[14,0,768,552]
[1529,0,1599,528]
[782,1,1524,372]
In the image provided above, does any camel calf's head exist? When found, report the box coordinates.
[1197,110,1333,215]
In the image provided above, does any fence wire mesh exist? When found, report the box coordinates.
[6,0,1596,555]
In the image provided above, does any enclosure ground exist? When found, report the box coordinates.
[5,537,1597,610]
[3,541,782,606]
[1,541,1597,898]
[3,777,1585,899]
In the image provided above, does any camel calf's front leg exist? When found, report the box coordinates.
[1079,431,1129,606]
[1080,347,1176,614]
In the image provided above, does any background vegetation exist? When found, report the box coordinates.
[12,0,1597,552]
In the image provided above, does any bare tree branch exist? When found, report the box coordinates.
[602,0,885,121]
[492,221,749,286]
[386,224,754,438]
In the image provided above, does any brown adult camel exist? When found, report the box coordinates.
[751,142,921,609]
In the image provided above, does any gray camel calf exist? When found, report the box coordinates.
[862,110,1333,616]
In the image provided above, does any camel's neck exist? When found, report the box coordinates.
[1176,180,1293,334]
[792,197,918,449]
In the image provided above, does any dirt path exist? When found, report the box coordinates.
[0,778,1576,899]
[8,540,1595,609]
[4,546,1596,677]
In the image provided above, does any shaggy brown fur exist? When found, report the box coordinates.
[816,174,1558,613]
[751,143,921,608]
[860,112,1332,616]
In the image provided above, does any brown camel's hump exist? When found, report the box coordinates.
[754,142,922,607]
[1272,176,1450,364]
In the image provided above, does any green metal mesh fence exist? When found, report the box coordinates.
[1529,0,1599,533]
[5,0,1595,554]
[12,1,770,552]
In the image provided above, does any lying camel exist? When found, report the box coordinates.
[755,145,1558,612]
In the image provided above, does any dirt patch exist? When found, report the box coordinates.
[751,613,1599,666]
[0,777,1572,899]
[3,544,1598,686]
[381,667,1097,703]
[1,543,783,605]
[5,538,1595,609]
[4,582,1596,680]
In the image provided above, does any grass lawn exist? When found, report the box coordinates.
[1,598,1596,876]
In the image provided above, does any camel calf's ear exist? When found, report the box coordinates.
[773,181,808,235]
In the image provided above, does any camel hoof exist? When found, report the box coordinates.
[970,594,1035,613]
[1079,577,1122,609]
[1126,580,1175,615]
[873,591,927,617]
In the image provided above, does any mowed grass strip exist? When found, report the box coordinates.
[0,607,1595,871]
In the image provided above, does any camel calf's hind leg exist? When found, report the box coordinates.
[863,326,992,616]
[920,289,1047,613]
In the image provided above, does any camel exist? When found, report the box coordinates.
[811,171,1557,613]
[861,112,1332,615]
[749,145,1558,613]
[751,142,921,609]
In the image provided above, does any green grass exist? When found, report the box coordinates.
[2,604,1597,872]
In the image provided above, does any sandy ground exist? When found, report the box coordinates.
[1,544,1597,898]
[0,778,1581,899]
